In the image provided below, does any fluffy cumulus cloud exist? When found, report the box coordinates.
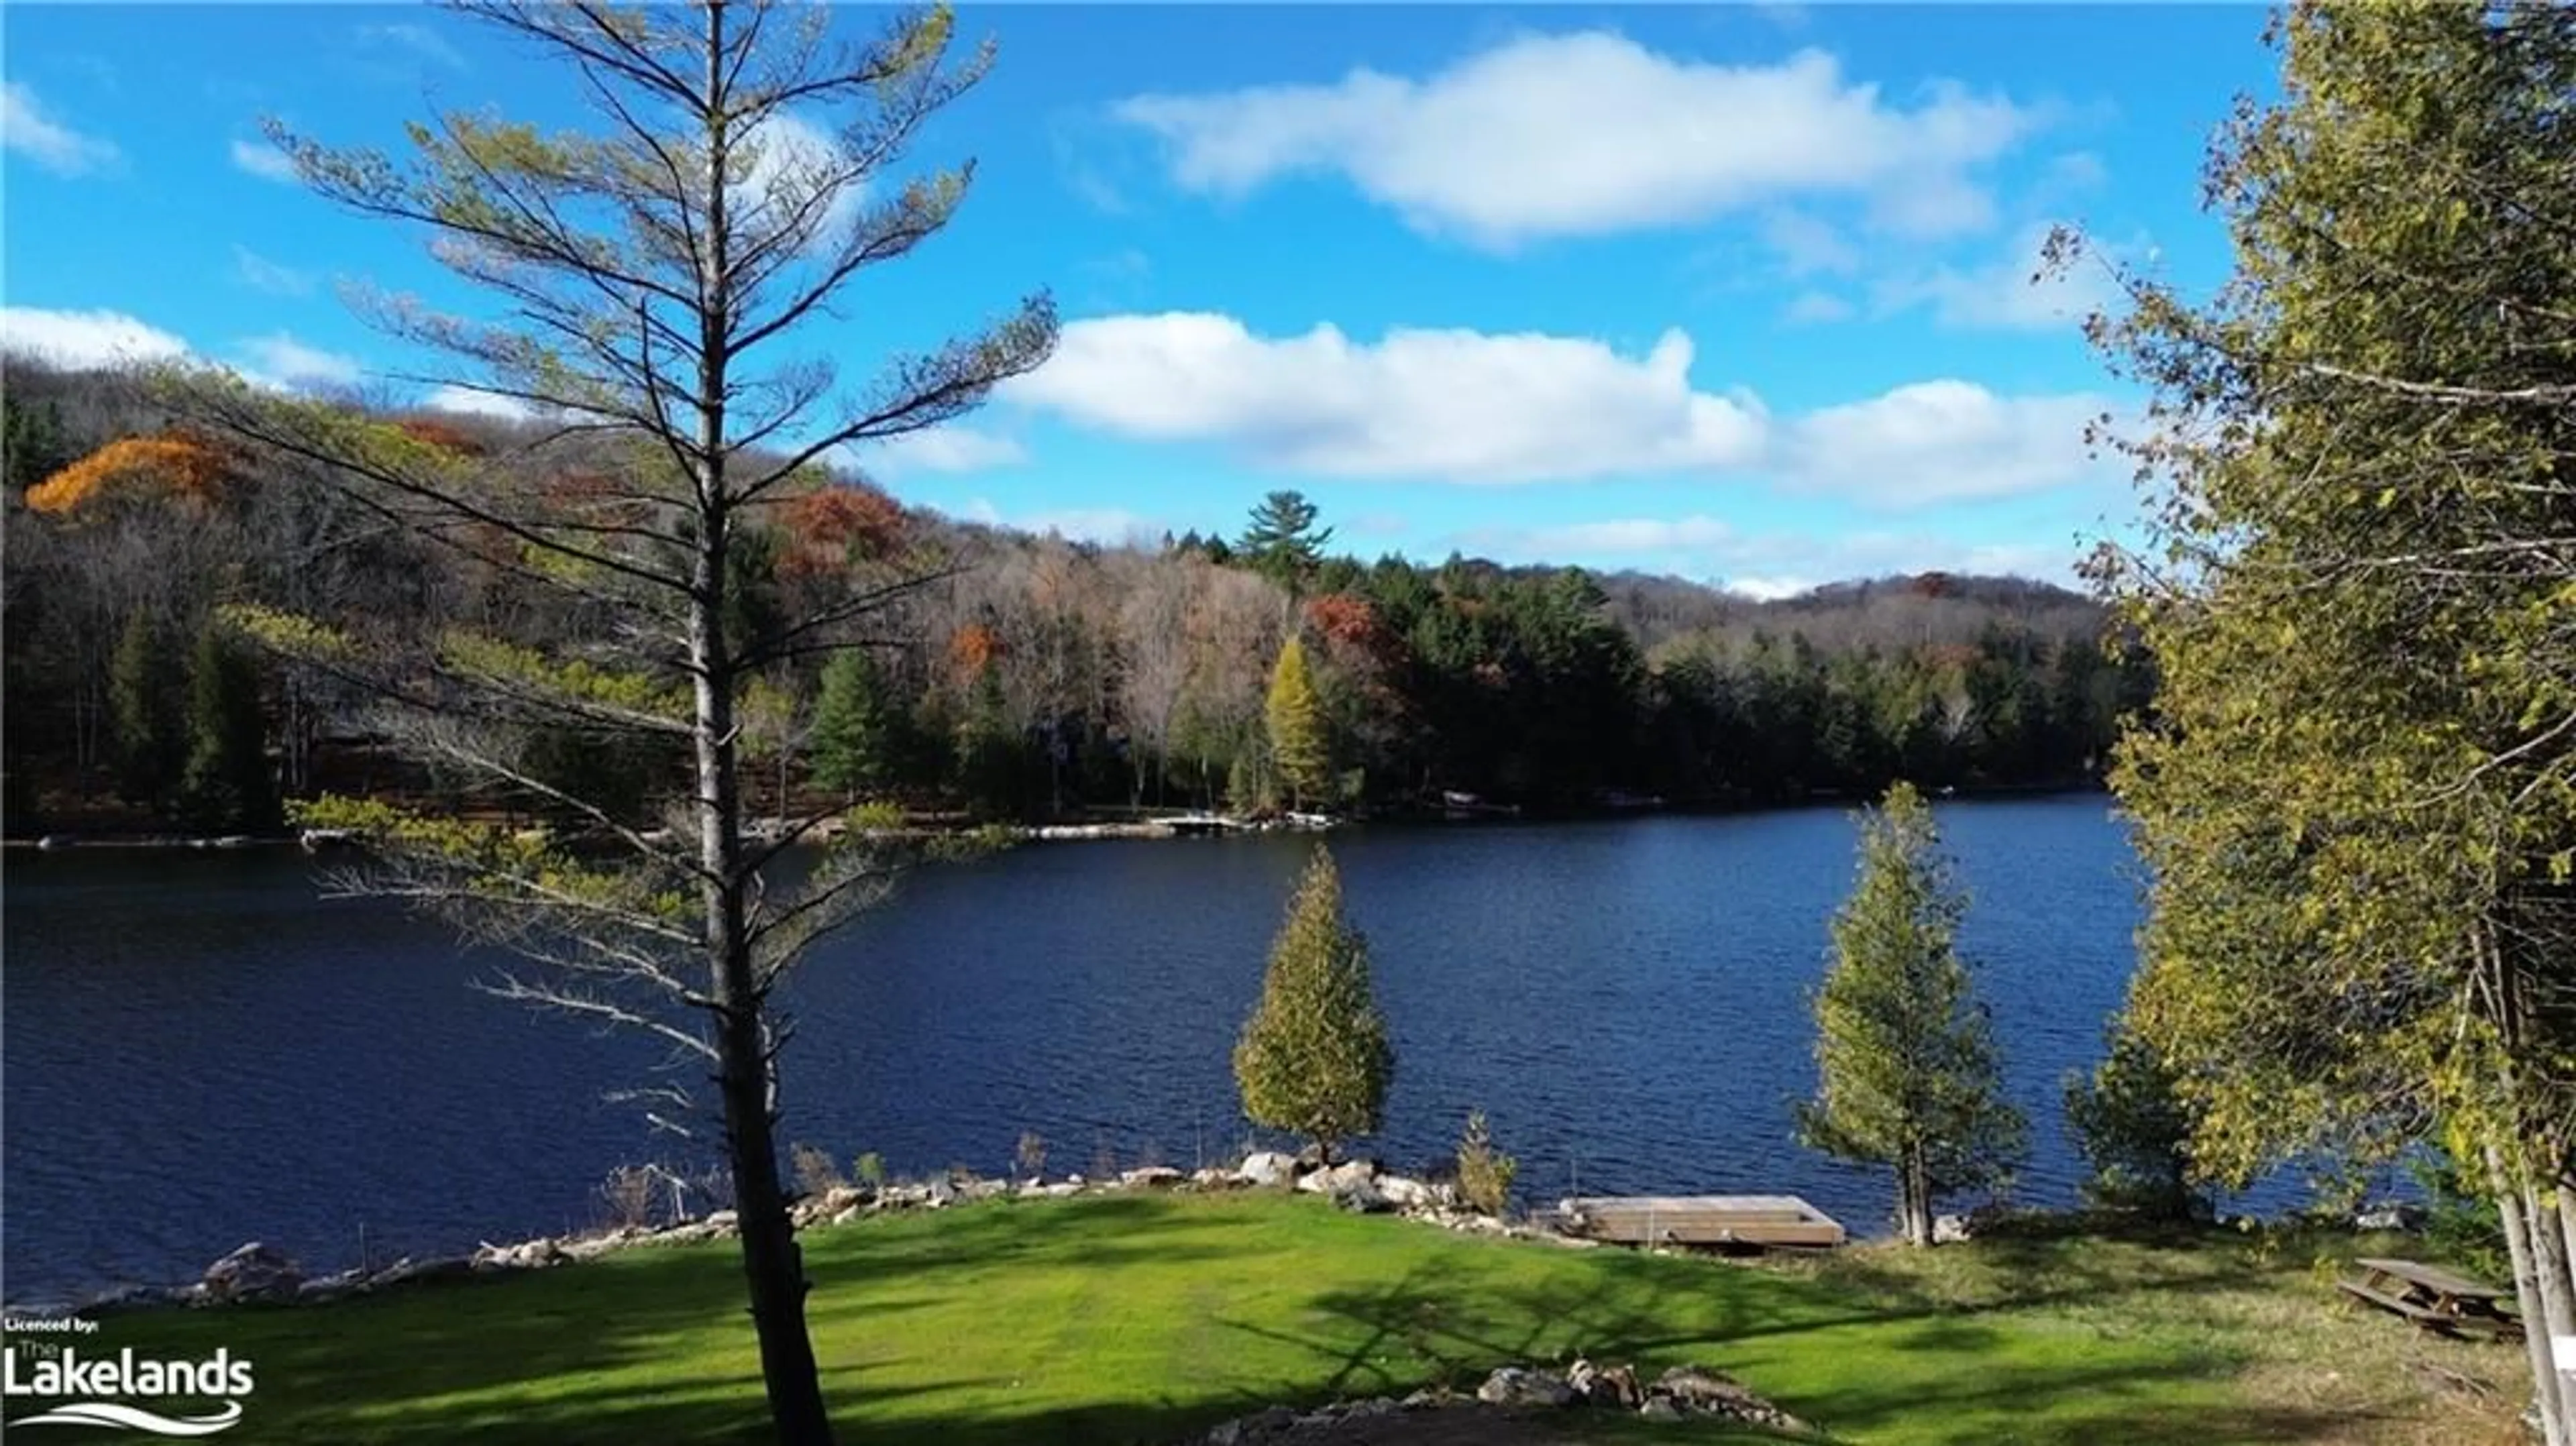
[236,333,362,389]
[849,425,1029,479]
[3,82,119,175]
[1008,311,2109,506]
[1007,313,1767,484]
[0,307,186,368]
[732,111,867,252]
[1114,34,2039,249]
[1780,380,2112,505]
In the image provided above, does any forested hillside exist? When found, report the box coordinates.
[1,359,2149,835]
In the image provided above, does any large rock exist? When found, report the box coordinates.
[200,1243,303,1304]
[1294,1160,1377,1196]
[1119,1166,1185,1190]
[1568,1359,1640,1408]
[1375,1174,1440,1211]
[1236,1152,1300,1188]
[1652,1366,1809,1434]
[1476,1366,1575,1408]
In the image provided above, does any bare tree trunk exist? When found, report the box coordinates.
[2493,1144,2571,1446]
[696,9,829,1437]
[1899,1144,1933,1247]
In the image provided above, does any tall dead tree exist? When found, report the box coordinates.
[155,4,1054,1442]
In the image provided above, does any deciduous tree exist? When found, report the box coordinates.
[2062,5,2575,1432]
[1265,635,1328,810]
[155,5,1056,1441]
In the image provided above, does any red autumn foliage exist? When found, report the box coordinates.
[1911,571,1957,599]
[777,484,906,578]
[27,431,232,514]
[1301,593,1381,648]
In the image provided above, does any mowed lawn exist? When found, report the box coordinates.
[77,1192,2525,1445]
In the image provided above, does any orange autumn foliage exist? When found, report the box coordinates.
[777,484,905,578]
[949,623,1002,675]
[27,433,231,514]
[394,417,488,457]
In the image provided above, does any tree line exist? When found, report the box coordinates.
[2,366,2147,837]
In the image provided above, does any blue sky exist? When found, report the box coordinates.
[1,3,2276,597]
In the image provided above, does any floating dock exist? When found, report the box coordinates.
[1546,1194,1846,1250]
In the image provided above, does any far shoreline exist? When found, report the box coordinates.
[0,779,2114,854]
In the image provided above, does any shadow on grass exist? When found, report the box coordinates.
[64,1194,2411,1446]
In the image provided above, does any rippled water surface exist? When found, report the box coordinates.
[7,797,2153,1295]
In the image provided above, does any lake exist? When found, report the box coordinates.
[7,796,2168,1298]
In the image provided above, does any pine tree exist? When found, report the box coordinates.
[810,649,893,800]
[1265,636,1328,810]
[1236,490,1332,591]
[1796,781,2025,1245]
[1234,846,1393,1162]
[109,608,183,808]
[955,661,1018,818]
[178,617,276,834]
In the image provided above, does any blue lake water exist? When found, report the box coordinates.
[3,796,2264,1298]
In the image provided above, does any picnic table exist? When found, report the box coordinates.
[2337,1257,2521,1339]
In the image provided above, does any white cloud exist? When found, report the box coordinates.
[231,137,299,183]
[1781,380,2111,506]
[852,425,1028,478]
[232,245,314,297]
[421,385,535,421]
[1723,576,1819,602]
[963,498,1159,547]
[236,333,362,388]
[734,111,866,254]
[1472,515,2085,594]
[3,82,119,175]
[359,22,466,70]
[1874,222,2114,331]
[1009,311,2110,506]
[1521,516,1741,553]
[1781,291,1855,326]
[1007,312,1767,485]
[1762,209,1859,278]
[1114,34,2039,249]
[0,307,186,369]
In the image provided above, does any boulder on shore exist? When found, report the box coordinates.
[1235,1152,1300,1188]
[199,1243,303,1304]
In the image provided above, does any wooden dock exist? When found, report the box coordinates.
[1546,1194,1846,1251]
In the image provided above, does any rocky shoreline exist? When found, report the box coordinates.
[1196,1359,1817,1443]
[2,1152,1595,1321]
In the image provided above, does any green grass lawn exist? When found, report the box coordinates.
[48,1192,2527,1445]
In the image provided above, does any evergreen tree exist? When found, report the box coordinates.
[1234,846,1393,1162]
[810,649,894,800]
[2063,1013,2204,1221]
[1264,636,1328,810]
[109,608,183,808]
[1237,490,1332,591]
[3,396,68,494]
[954,661,1018,818]
[177,617,276,833]
[1796,781,2025,1245]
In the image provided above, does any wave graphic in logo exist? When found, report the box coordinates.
[11,1400,246,1435]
